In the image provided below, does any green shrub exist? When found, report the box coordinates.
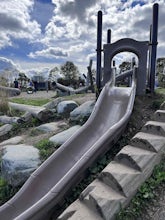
[158,73,165,88]
[35,139,57,161]
[0,177,20,205]
[10,98,51,106]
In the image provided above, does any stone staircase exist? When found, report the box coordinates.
[57,106,165,220]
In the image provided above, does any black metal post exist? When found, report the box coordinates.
[150,3,159,94]
[107,29,111,44]
[96,11,102,97]
[147,24,152,88]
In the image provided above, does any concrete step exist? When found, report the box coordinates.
[80,179,125,220]
[115,145,157,179]
[98,161,140,198]
[142,121,165,136]
[131,132,165,152]
[57,107,165,220]
[154,110,165,122]
[58,178,125,220]
[57,199,103,220]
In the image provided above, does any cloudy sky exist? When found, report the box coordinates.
[0,0,165,74]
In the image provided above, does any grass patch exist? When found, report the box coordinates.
[29,128,45,136]
[117,156,165,220]
[155,87,165,95]
[9,98,51,106]
[35,139,58,161]
[10,109,25,117]
[0,177,20,205]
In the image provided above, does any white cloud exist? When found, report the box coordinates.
[0,0,41,48]
[28,47,68,59]
[0,0,165,73]
[0,56,19,72]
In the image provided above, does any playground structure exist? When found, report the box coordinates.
[0,3,159,220]
[96,3,159,96]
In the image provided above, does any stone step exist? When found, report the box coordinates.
[98,161,140,198]
[80,179,125,219]
[57,106,165,220]
[154,110,165,122]
[131,132,165,152]
[142,121,165,136]
[57,199,103,220]
[115,145,157,179]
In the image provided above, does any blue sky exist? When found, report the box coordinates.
[0,0,165,75]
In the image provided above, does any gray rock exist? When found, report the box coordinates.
[70,101,95,123]
[0,124,13,137]
[57,100,78,116]
[44,97,63,109]
[0,115,23,124]
[1,144,40,186]
[0,86,21,97]
[49,125,81,146]
[0,136,24,147]
[21,112,33,122]
[36,121,67,133]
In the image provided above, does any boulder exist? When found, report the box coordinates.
[0,124,13,137]
[0,136,24,147]
[0,86,21,97]
[1,144,40,186]
[36,121,67,133]
[57,100,79,117]
[44,97,63,109]
[21,112,33,122]
[70,100,95,124]
[49,125,81,146]
[0,115,23,124]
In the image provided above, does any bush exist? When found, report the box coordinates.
[158,73,165,88]
[35,139,57,161]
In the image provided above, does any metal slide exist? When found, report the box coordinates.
[0,75,136,220]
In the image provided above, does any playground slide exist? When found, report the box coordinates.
[0,77,136,220]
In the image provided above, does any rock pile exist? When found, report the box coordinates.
[0,97,95,186]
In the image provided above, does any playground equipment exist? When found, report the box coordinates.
[0,3,159,220]
[96,3,159,96]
